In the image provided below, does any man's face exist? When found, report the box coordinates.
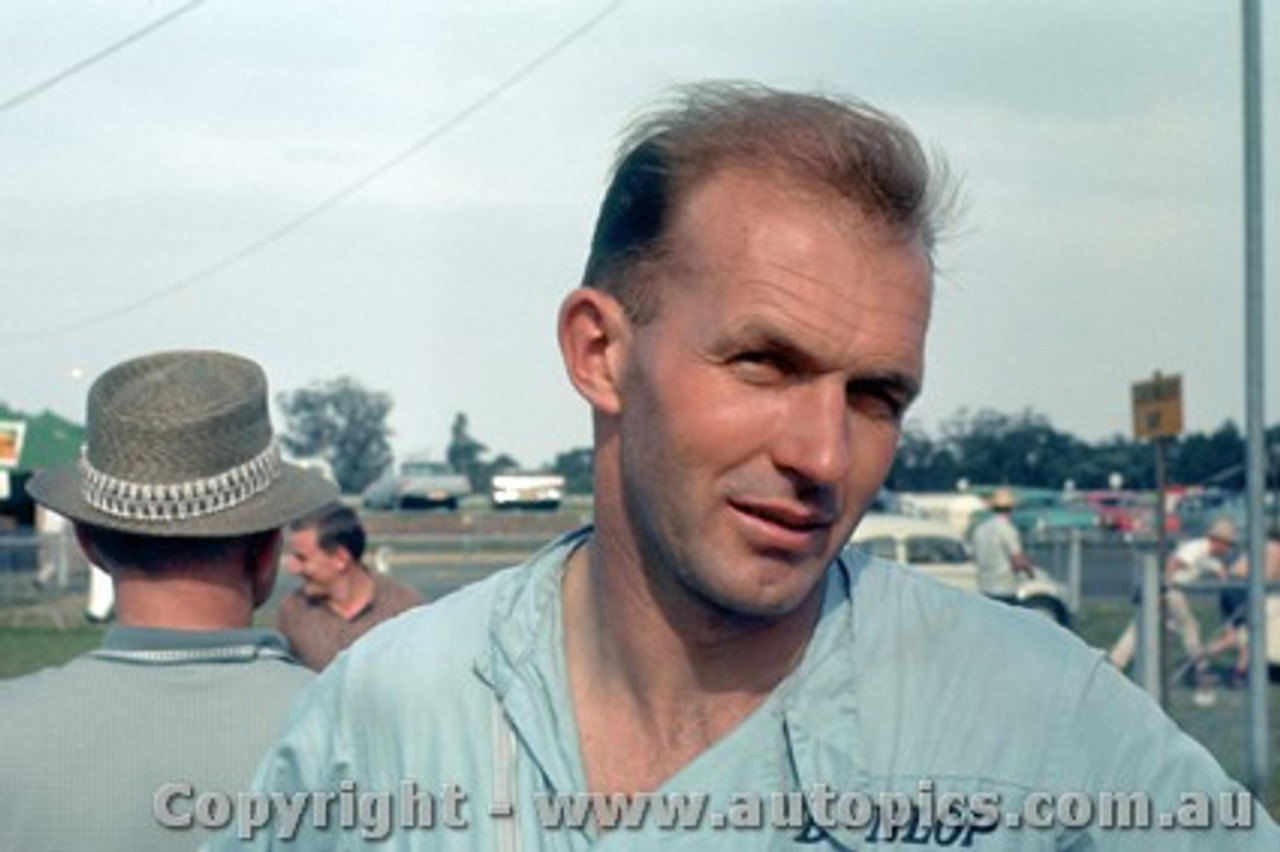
[285,527,346,600]
[610,169,932,622]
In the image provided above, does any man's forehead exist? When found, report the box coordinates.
[289,527,319,547]
[679,166,930,249]
[704,252,930,349]
[674,173,931,279]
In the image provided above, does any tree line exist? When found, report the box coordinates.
[889,408,1262,493]
[275,377,1267,497]
[275,377,593,496]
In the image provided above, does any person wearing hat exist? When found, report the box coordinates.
[1107,517,1239,693]
[0,350,337,852]
[970,487,1035,603]
[1198,522,1280,689]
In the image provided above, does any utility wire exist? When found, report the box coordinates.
[2,0,626,343]
[0,0,209,114]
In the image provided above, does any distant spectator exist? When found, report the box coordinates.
[277,502,424,670]
[1201,523,1280,688]
[0,349,336,851]
[32,504,69,590]
[970,487,1034,603]
[1108,518,1238,696]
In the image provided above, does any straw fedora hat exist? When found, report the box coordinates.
[27,350,338,537]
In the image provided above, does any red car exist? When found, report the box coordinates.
[1076,490,1180,538]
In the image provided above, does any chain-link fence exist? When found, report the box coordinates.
[0,528,92,626]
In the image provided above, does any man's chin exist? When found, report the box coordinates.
[701,564,830,624]
[300,587,329,603]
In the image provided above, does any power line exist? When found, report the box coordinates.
[0,0,209,114]
[2,0,626,344]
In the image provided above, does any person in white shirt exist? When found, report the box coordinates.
[970,487,1034,602]
[1108,518,1238,689]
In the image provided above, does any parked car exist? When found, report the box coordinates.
[967,487,1101,542]
[1082,490,1181,540]
[1073,490,1144,535]
[491,471,566,511]
[1173,488,1246,540]
[864,487,892,513]
[896,491,989,537]
[361,456,471,511]
[851,512,1073,626]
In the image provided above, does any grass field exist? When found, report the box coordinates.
[2,590,1278,819]
[0,623,104,678]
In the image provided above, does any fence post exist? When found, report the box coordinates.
[1135,549,1163,704]
[56,529,71,588]
[1066,528,1082,614]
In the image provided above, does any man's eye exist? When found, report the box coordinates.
[849,384,908,422]
[730,352,788,381]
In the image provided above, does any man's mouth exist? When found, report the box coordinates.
[730,499,837,550]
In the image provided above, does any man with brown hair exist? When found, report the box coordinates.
[224,83,1276,849]
[277,501,423,670]
[0,350,336,851]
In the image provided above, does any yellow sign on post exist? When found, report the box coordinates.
[1131,374,1183,440]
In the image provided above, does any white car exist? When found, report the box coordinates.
[490,471,566,511]
[851,512,1073,626]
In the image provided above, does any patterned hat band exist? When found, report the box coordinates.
[78,441,283,524]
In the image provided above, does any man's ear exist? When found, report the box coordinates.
[247,529,283,607]
[557,287,630,416]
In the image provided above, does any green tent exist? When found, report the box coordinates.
[0,406,83,526]
[0,405,84,472]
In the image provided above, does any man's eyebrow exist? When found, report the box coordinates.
[717,318,819,359]
[850,370,922,401]
[717,318,923,394]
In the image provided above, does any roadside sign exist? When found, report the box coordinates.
[1131,374,1183,440]
[0,420,25,469]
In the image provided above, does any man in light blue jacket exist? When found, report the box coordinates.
[214,82,1278,850]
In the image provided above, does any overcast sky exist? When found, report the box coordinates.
[1,1,1276,472]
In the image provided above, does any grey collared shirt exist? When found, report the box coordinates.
[0,625,312,852]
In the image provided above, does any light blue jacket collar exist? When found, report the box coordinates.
[475,525,869,821]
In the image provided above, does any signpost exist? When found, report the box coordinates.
[0,420,25,469]
[1131,372,1182,568]
[1131,373,1183,706]
[1131,373,1183,440]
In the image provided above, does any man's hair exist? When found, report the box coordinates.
[582,80,957,323]
[79,525,276,575]
[289,502,366,562]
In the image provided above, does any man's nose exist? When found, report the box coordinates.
[773,380,852,486]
